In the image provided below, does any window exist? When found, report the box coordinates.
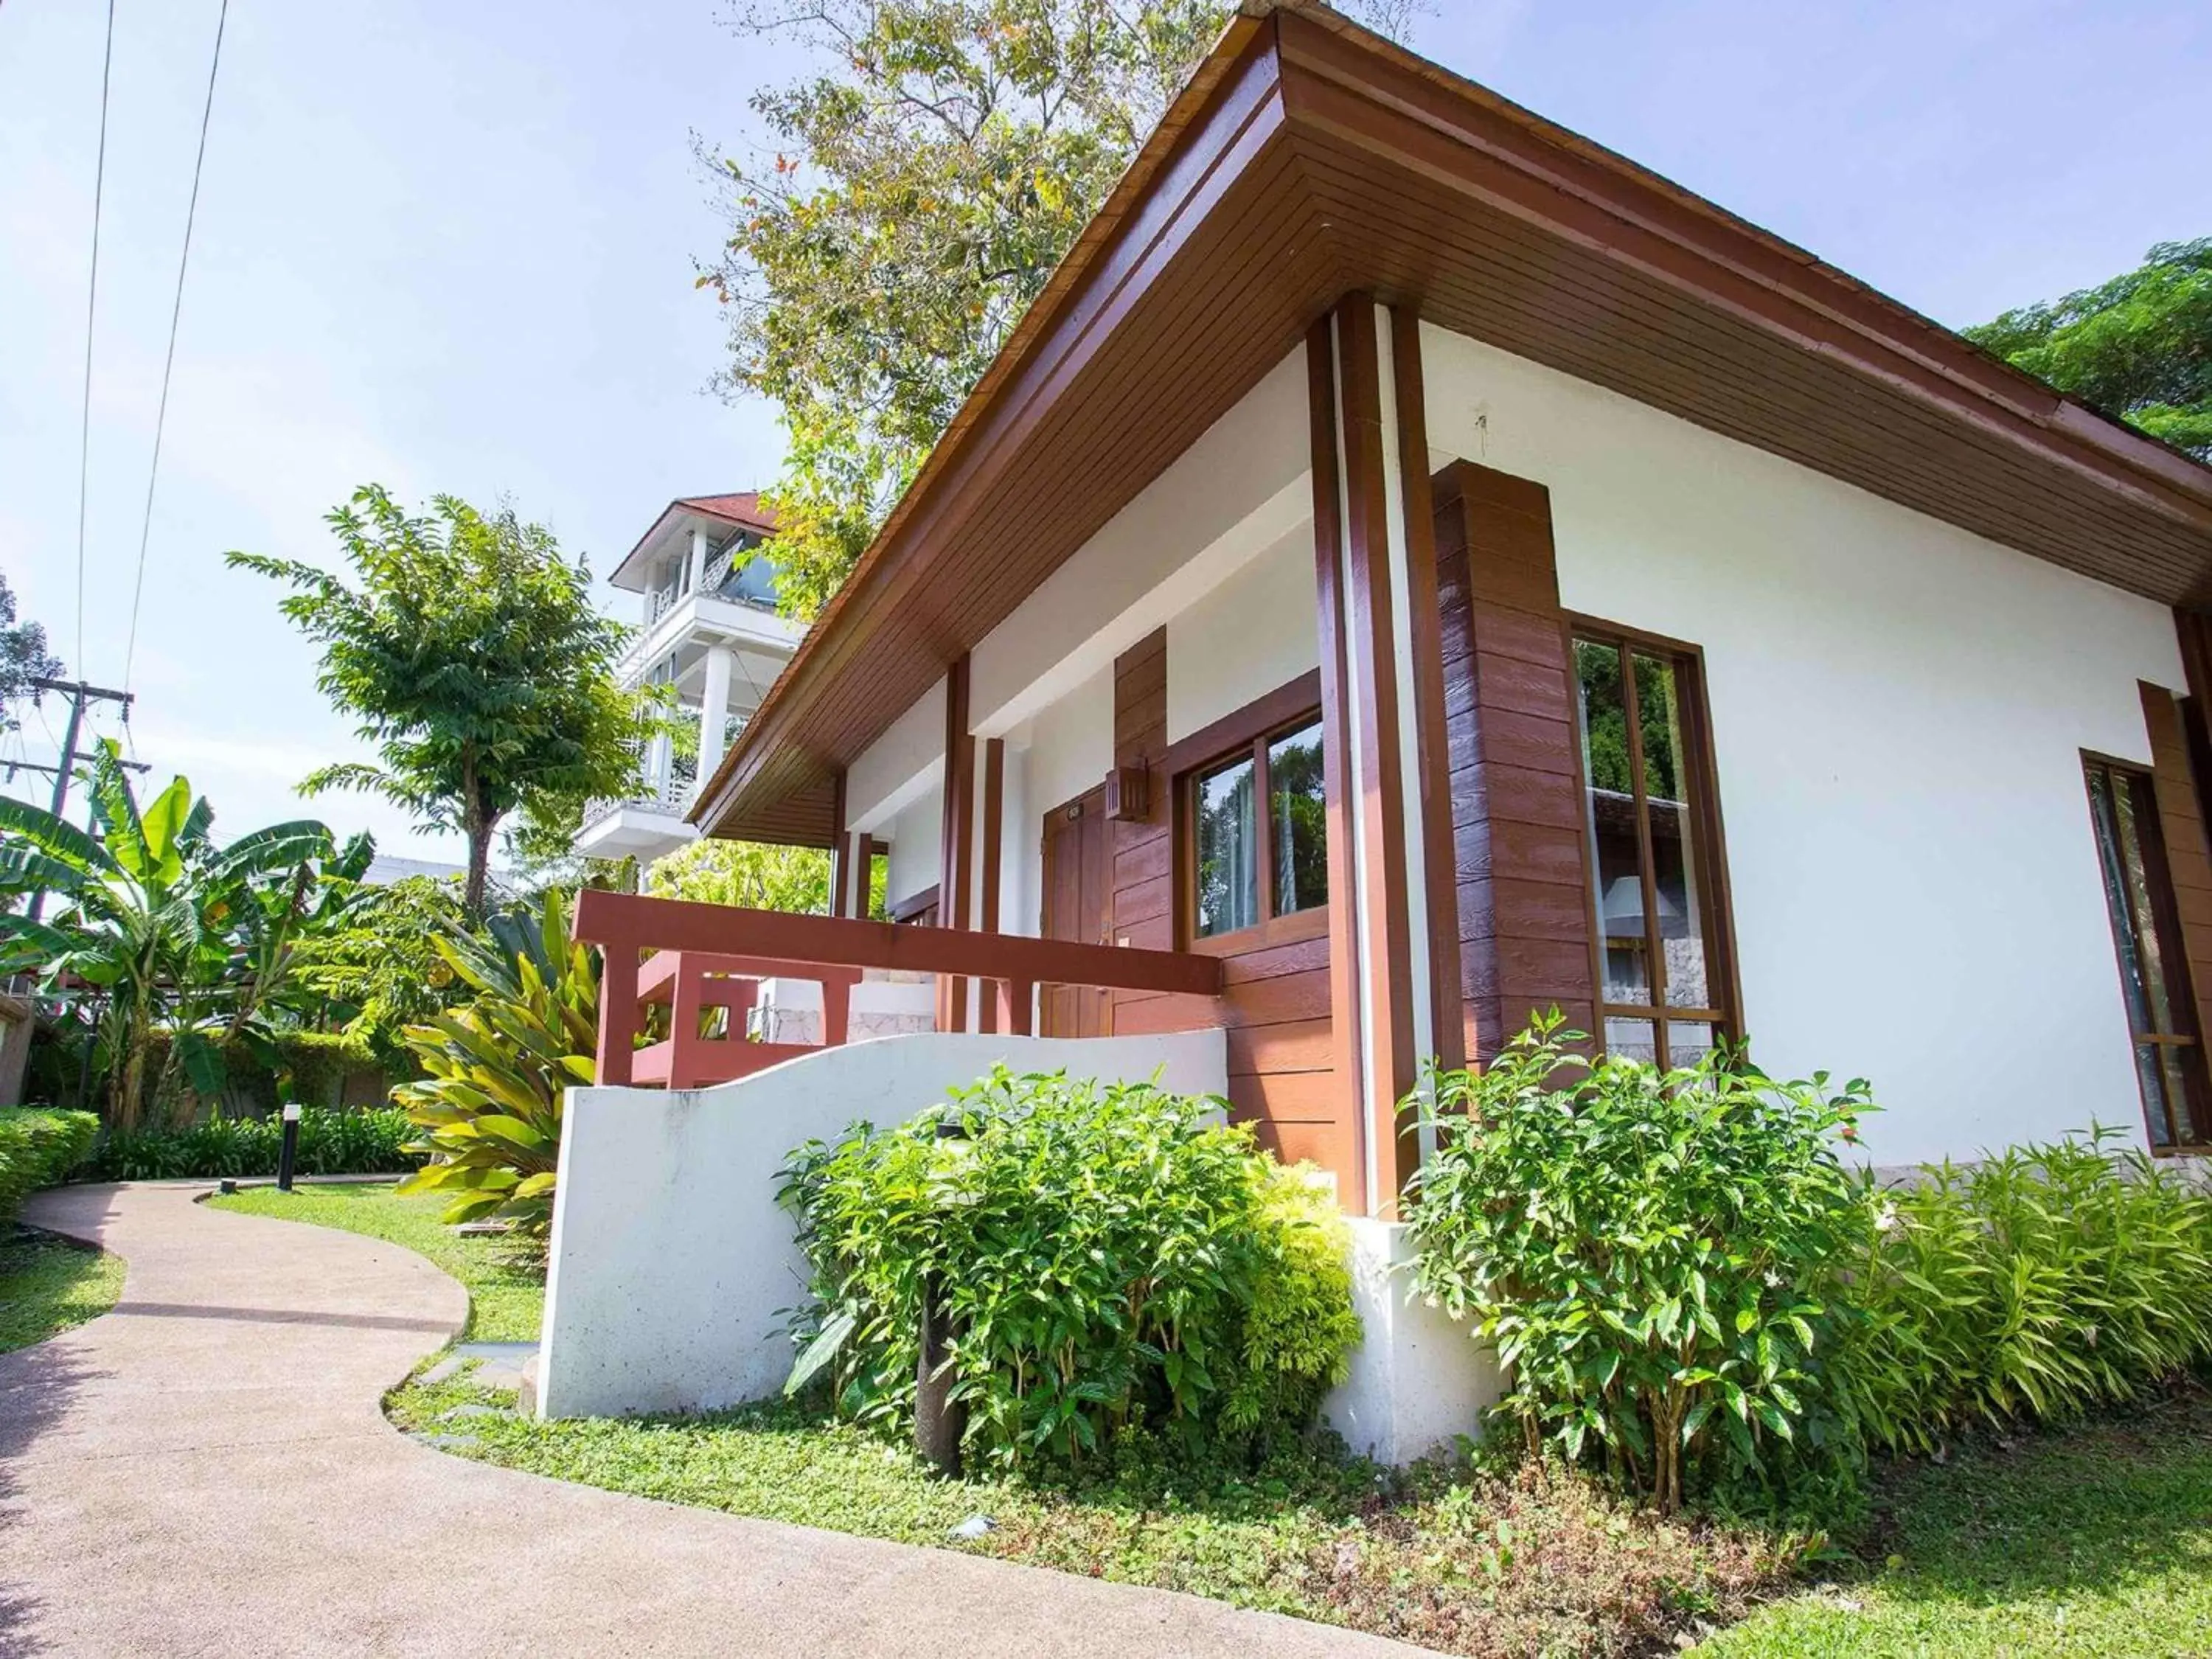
[1571,624,1738,1067]
[1185,711,1328,943]
[2084,757,2209,1150]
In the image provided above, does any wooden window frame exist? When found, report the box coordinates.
[1165,669,1330,956]
[2082,751,2212,1152]
[1565,614,1745,1068]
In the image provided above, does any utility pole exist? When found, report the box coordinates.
[27,676,136,922]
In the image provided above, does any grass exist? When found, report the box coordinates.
[387,1363,1793,1658]
[205,1181,544,1342]
[0,1231,125,1352]
[222,1182,2212,1658]
[1695,1383,2212,1658]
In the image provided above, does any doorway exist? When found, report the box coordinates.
[1040,785,1110,1037]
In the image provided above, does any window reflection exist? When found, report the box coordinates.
[1194,753,1259,939]
[1268,721,1328,918]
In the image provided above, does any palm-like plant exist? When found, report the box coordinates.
[394,890,597,1236]
[0,745,369,1126]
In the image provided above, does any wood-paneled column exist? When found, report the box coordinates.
[937,655,975,1032]
[1310,295,1456,1217]
[1434,462,1599,1061]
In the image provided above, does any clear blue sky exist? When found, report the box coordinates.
[1,0,2205,860]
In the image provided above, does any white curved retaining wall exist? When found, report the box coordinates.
[537,1029,1228,1421]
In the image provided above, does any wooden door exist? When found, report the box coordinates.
[1040,786,1110,1037]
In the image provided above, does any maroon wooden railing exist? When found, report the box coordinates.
[571,889,1225,1090]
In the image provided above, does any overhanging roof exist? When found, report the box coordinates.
[608,491,779,591]
[696,0,2212,847]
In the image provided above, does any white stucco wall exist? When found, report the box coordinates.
[1166,523,1321,744]
[538,1028,1229,1420]
[1002,667,1115,938]
[1422,322,2188,1165]
[883,786,942,914]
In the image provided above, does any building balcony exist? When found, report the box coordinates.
[619,587,804,692]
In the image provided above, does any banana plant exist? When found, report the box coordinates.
[0,744,369,1126]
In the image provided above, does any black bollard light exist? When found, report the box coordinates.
[914,1113,970,1476]
[276,1098,301,1193]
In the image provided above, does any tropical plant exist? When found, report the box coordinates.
[392,890,597,1236]
[0,747,370,1127]
[646,837,886,918]
[0,568,62,734]
[1837,1127,2212,1455]
[1966,237,2211,459]
[779,1065,1360,1469]
[289,872,473,1055]
[700,0,1420,616]
[0,1107,99,1231]
[228,487,648,914]
[1402,1015,1875,1516]
[79,1107,418,1183]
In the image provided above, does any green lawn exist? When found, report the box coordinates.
[0,1231,125,1352]
[1696,1388,2212,1658]
[222,1181,2212,1659]
[205,1181,544,1341]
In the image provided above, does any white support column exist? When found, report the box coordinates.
[687,527,710,597]
[698,644,737,785]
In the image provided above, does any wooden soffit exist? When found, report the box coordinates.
[695,0,2212,846]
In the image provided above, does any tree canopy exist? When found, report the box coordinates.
[701,0,1419,617]
[0,568,62,734]
[1966,237,2211,461]
[229,487,644,914]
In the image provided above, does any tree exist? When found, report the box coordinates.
[701,0,1421,616]
[646,835,884,917]
[290,872,474,1055]
[229,487,644,915]
[1966,237,2211,461]
[0,568,63,733]
[0,745,369,1127]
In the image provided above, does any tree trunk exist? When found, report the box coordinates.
[464,818,498,918]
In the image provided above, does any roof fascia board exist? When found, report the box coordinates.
[1273,8,2212,532]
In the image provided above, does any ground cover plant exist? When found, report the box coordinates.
[0,1232,122,1352]
[80,1106,417,1183]
[1403,1019,1874,1518]
[0,1107,100,1230]
[1837,1126,2212,1455]
[780,1066,1361,1469]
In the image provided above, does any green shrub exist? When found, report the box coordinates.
[781,1066,1360,1470]
[1403,1016,1874,1516]
[1838,1127,2212,1453]
[394,891,595,1237]
[77,1107,420,1182]
[0,1107,100,1229]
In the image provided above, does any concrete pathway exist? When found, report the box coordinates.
[1,1184,1425,1658]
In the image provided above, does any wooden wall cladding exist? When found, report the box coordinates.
[1432,461,1599,1060]
[1106,630,1348,1172]
[2140,681,2212,1053]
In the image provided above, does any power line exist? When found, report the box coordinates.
[73,0,117,678]
[124,0,231,696]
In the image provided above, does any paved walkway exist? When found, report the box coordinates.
[1,1184,1423,1658]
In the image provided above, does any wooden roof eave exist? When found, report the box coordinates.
[692,1,2212,848]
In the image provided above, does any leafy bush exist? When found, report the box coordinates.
[394,891,595,1236]
[781,1066,1360,1470]
[1403,1017,1874,1515]
[0,1107,100,1229]
[77,1107,419,1182]
[1839,1127,2212,1453]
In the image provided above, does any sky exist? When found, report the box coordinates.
[1,0,2206,863]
